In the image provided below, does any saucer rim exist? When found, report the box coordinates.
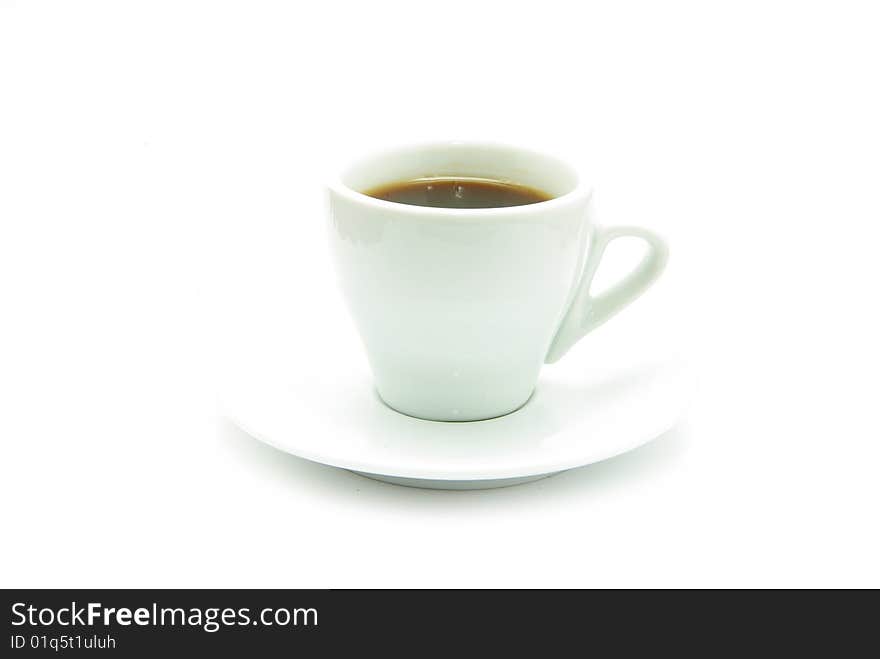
[222,403,683,482]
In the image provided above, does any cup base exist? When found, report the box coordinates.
[375,388,535,423]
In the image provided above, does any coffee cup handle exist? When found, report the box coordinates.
[545,225,669,363]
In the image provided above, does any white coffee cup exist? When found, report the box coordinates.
[327,141,668,421]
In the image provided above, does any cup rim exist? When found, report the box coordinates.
[327,140,592,218]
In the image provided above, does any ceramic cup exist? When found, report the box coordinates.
[327,141,668,421]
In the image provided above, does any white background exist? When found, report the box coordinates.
[2,0,879,588]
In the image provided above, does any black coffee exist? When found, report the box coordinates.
[363,177,552,209]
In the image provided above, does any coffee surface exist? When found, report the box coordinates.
[363,177,552,209]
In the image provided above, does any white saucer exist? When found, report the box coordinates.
[219,332,693,490]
